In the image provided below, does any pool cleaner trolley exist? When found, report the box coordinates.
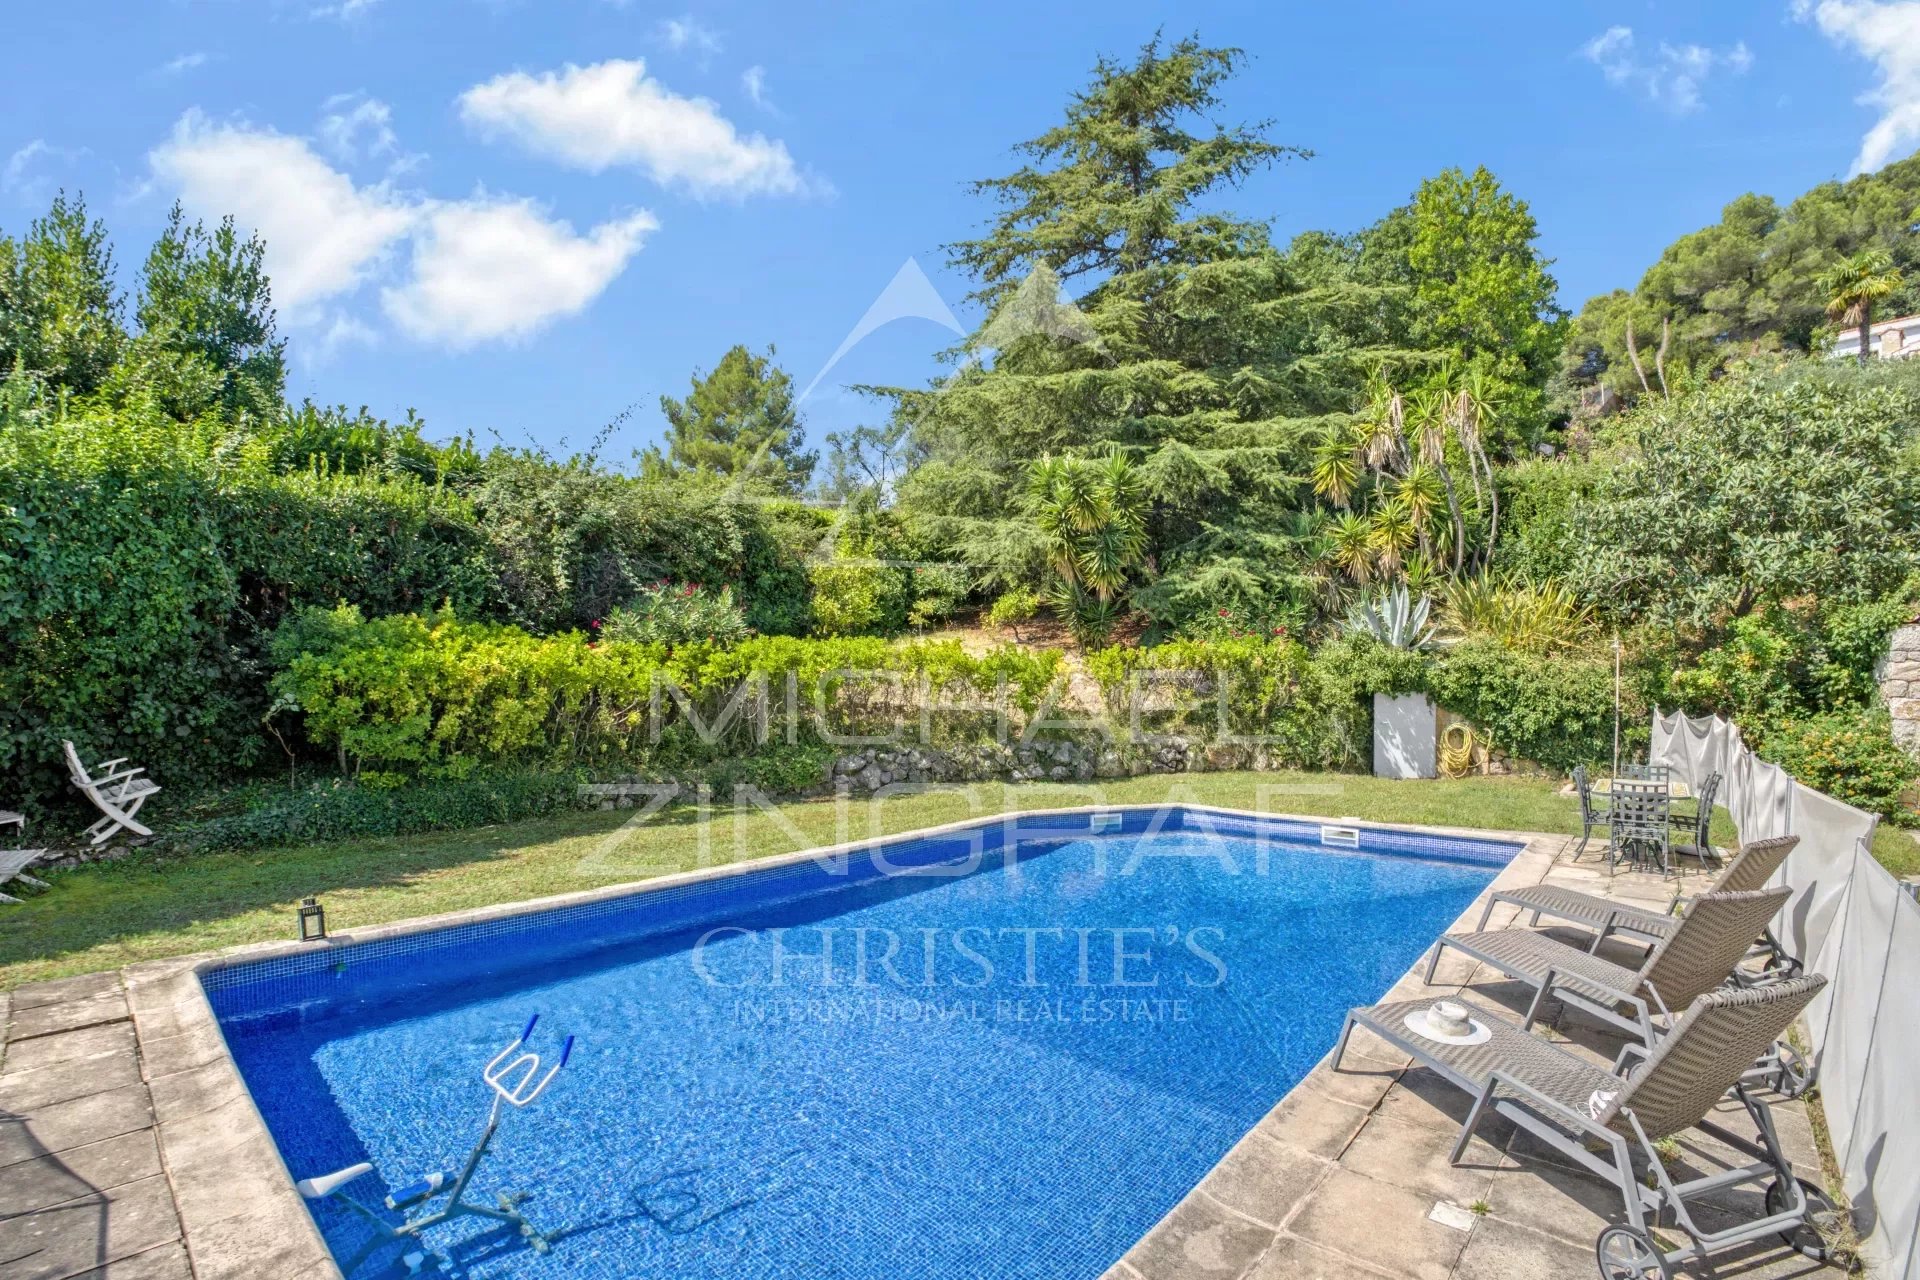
[297,1015,576,1275]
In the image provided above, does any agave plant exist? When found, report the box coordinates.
[1342,583,1439,651]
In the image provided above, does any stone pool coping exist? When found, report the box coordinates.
[112,803,1556,1279]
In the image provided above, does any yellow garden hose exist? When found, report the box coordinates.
[1440,723,1481,779]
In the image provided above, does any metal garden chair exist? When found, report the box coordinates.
[1572,764,1612,858]
[1607,779,1671,874]
[1670,771,1722,863]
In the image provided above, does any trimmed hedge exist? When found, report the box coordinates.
[269,607,1068,779]
[1084,637,1364,768]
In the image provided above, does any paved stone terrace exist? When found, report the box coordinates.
[0,831,1847,1280]
[1109,835,1840,1280]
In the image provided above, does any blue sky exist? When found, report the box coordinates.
[3,1,1915,462]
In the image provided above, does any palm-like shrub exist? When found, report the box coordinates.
[1025,450,1147,642]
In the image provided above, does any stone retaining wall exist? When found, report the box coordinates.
[1881,621,1920,756]
[583,737,1321,809]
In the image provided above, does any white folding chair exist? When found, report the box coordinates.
[62,740,161,844]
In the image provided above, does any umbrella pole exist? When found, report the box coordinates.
[1612,631,1622,778]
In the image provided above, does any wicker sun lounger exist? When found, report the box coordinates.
[1479,835,1799,951]
[1336,976,1838,1279]
[1426,886,1792,1042]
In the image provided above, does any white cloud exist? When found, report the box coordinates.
[458,58,806,197]
[149,104,660,349]
[382,197,657,348]
[1795,0,1920,174]
[742,65,770,108]
[1584,26,1636,81]
[3,140,87,202]
[658,15,721,59]
[148,110,416,317]
[304,310,379,365]
[1581,26,1753,113]
[157,52,210,77]
[318,92,398,161]
[311,0,381,19]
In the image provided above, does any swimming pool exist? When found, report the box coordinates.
[205,807,1518,1279]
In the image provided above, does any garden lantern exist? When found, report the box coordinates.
[298,896,327,942]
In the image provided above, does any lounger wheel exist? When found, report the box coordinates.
[1595,1225,1671,1279]
[1767,1045,1816,1100]
[1764,1178,1857,1269]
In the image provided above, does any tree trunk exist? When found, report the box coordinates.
[1437,463,1466,575]
[1858,307,1874,366]
[1477,448,1500,570]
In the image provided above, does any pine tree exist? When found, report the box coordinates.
[897,36,1423,629]
[646,344,816,495]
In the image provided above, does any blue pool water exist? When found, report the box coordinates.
[207,808,1514,1279]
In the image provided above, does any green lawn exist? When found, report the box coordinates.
[2,770,1910,990]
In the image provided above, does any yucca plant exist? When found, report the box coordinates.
[1401,552,1442,601]
[1328,510,1374,582]
[1311,426,1362,507]
[1026,450,1147,604]
[1368,500,1417,576]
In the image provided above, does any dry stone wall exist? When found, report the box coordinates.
[1882,622,1920,756]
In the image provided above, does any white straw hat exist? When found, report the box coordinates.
[1403,999,1492,1046]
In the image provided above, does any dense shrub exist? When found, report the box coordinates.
[1567,362,1920,627]
[1666,609,1810,727]
[1494,458,1596,585]
[807,561,910,636]
[1665,596,1915,726]
[907,563,972,629]
[269,607,661,779]
[1427,640,1642,771]
[1312,635,1432,700]
[1754,711,1918,825]
[469,459,815,636]
[1176,602,1298,644]
[601,582,751,648]
[985,587,1040,637]
[1,404,248,807]
[0,395,502,812]
[704,744,836,798]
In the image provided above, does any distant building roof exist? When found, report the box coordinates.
[1828,314,1920,360]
